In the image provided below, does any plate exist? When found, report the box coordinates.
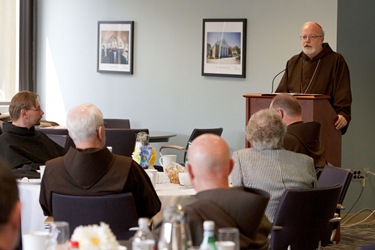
[17,178,41,184]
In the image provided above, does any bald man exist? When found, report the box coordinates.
[184,134,272,250]
[276,21,352,134]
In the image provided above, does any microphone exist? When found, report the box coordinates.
[271,53,302,93]
[271,68,287,93]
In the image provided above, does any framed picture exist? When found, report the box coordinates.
[97,21,134,74]
[201,18,247,78]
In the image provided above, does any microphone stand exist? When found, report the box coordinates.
[271,69,286,93]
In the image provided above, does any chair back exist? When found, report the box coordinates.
[104,119,131,129]
[318,165,353,204]
[39,128,75,150]
[105,128,149,157]
[45,134,69,149]
[183,127,223,161]
[270,184,341,250]
[52,192,138,240]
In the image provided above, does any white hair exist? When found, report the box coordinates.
[66,103,103,143]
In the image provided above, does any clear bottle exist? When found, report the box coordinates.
[199,221,217,250]
[184,142,192,167]
[158,206,174,250]
[158,205,192,250]
[132,218,156,250]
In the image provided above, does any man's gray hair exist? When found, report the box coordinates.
[246,109,286,150]
[66,104,103,143]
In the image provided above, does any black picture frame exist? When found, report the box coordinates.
[201,18,247,78]
[97,21,134,74]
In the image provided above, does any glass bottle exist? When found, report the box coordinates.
[158,206,175,250]
[184,142,192,167]
[132,218,156,250]
[199,221,217,250]
[158,205,192,250]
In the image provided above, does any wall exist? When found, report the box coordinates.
[338,0,375,213]
[36,0,337,154]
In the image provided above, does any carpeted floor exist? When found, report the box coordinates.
[323,224,375,250]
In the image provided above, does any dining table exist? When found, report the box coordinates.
[17,172,196,235]
[39,126,176,143]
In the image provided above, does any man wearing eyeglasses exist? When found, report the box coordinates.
[276,21,352,134]
[0,91,66,179]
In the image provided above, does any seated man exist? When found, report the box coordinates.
[230,109,317,223]
[39,103,161,219]
[0,159,21,250]
[269,93,327,168]
[184,134,272,250]
[0,91,66,178]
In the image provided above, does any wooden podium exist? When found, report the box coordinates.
[243,93,342,167]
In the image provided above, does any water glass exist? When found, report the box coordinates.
[48,221,70,250]
[217,227,239,250]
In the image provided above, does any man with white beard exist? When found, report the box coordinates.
[276,21,352,134]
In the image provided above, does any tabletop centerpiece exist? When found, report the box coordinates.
[132,131,156,169]
[70,222,120,249]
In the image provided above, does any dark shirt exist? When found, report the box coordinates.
[0,122,66,178]
[184,187,272,250]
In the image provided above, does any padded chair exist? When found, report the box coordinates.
[318,165,353,242]
[359,243,375,250]
[318,165,353,208]
[39,127,75,150]
[104,118,131,129]
[270,184,341,250]
[52,192,138,240]
[45,134,69,149]
[105,128,149,157]
[159,127,223,164]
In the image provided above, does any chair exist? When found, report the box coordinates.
[318,165,353,208]
[52,192,138,240]
[159,127,223,164]
[270,184,341,250]
[318,165,353,242]
[105,128,149,157]
[45,134,69,149]
[359,243,375,250]
[104,118,131,129]
[39,127,75,150]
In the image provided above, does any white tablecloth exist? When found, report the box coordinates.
[18,178,196,235]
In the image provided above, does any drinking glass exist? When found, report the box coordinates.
[22,231,53,250]
[217,227,239,250]
[48,221,70,250]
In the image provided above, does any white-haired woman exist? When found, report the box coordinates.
[230,108,317,223]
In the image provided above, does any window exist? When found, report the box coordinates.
[0,0,35,114]
[0,0,19,107]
